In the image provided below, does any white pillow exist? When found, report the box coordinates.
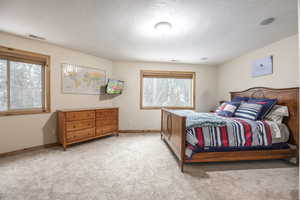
[265,105,289,124]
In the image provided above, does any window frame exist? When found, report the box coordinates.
[140,70,196,110]
[0,46,51,116]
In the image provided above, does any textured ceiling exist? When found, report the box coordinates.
[0,0,298,64]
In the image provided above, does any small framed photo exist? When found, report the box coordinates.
[252,56,273,77]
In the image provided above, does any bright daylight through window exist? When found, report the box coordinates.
[0,46,50,115]
[141,70,195,109]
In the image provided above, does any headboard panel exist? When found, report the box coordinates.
[230,87,299,147]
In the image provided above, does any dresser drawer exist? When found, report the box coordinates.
[66,111,95,121]
[66,119,95,132]
[66,128,95,143]
[102,125,117,134]
[95,119,117,127]
[95,127,102,136]
[96,126,117,135]
[96,121,117,135]
[102,119,117,126]
[96,109,118,119]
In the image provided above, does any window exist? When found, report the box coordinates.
[140,70,195,109]
[0,46,50,116]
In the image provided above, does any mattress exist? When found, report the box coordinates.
[172,111,292,158]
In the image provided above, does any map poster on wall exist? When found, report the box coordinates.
[62,63,106,95]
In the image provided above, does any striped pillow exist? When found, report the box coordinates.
[234,102,263,120]
[248,98,277,120]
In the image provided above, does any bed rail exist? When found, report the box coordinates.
[161,109,186,171]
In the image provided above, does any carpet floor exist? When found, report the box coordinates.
[0,133,298,200]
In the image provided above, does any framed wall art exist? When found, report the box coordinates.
[252,56,273,77]
[62,63,106,95]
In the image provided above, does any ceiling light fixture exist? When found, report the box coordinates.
[260,17,275,26]
[154,21,172,32]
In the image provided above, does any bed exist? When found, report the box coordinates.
[161,87,299,172]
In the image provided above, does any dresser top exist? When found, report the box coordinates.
[57,107,118,112]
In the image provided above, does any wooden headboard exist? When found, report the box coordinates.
[230,87,299,147]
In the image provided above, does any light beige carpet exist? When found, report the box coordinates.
[0,133,298,200]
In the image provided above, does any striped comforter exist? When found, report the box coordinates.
[185,115,273,158]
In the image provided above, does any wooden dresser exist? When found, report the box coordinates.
[57,107,118,150]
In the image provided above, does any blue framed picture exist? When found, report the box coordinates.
[252,56,273,77]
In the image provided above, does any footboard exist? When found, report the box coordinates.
[161,109,186,171]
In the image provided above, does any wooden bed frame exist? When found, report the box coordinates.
[161,87,299,172]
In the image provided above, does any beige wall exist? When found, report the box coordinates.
[0,32,298,153]
[112,61,218,130]
[0,32,113,154]
[217,34,299,100]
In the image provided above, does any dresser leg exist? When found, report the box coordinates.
[63,145,67,151]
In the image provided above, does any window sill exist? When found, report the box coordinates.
[0,109,51,116]
[141,106,195,110]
